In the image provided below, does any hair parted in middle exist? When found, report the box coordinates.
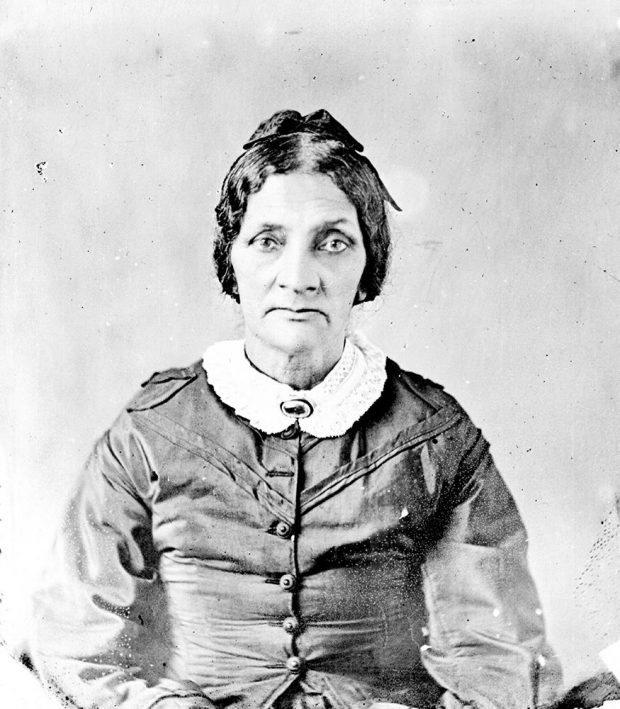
[214,109,400,303]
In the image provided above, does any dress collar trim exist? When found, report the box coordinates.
[202,331,387,438]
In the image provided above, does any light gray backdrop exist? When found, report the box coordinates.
[2,0,620,692]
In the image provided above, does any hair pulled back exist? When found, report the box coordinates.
[214,110,400,303]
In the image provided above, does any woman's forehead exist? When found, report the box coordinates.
[242,172,358,228]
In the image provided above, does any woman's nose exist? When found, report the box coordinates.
[275,245,320,293]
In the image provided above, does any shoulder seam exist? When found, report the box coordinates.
[129,361,202,412]
[387,358,453,412]
[140,360,202,387]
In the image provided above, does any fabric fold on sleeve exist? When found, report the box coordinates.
[29,413,217,709]
[420,417,562,709]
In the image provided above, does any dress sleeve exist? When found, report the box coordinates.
[29,412,217,709]
[419,415,562,709]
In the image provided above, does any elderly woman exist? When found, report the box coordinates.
[31,110,561,709]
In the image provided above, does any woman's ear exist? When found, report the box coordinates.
[354,288,367,306]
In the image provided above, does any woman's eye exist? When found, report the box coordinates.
[253,235,280,251]
[319,238,349,253]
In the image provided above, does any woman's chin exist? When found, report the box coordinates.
[262,324,337,358]
[272,333,326,357]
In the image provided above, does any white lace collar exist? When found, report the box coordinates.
[202,331,387,438]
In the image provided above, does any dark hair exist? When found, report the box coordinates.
[214,110,400,303]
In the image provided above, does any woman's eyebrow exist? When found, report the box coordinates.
[314,218,357,232]
[249,222,283,233]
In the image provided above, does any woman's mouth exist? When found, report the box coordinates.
[268,307,327,320]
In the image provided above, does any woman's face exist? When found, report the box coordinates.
[230,172,366,363]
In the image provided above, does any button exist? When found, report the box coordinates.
[286,656,302,674]
[282,616,299,634]
[279,573,297,591]
[280,399,314,419]
[275,521,293,538]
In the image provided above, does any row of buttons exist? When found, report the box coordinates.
[269,410,303,676]
[280,576,301,672]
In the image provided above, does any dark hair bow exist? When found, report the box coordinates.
[243,109,364,152]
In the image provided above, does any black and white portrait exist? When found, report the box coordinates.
[2,3,619,708]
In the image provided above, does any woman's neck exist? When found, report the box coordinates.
[244,337,345,390]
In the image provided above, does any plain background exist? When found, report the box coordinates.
[2,0,619,695]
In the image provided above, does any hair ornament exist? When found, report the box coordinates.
[243,109,364,152]
[243,109,401,212]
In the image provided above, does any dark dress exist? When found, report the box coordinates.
[30,359,561,709]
